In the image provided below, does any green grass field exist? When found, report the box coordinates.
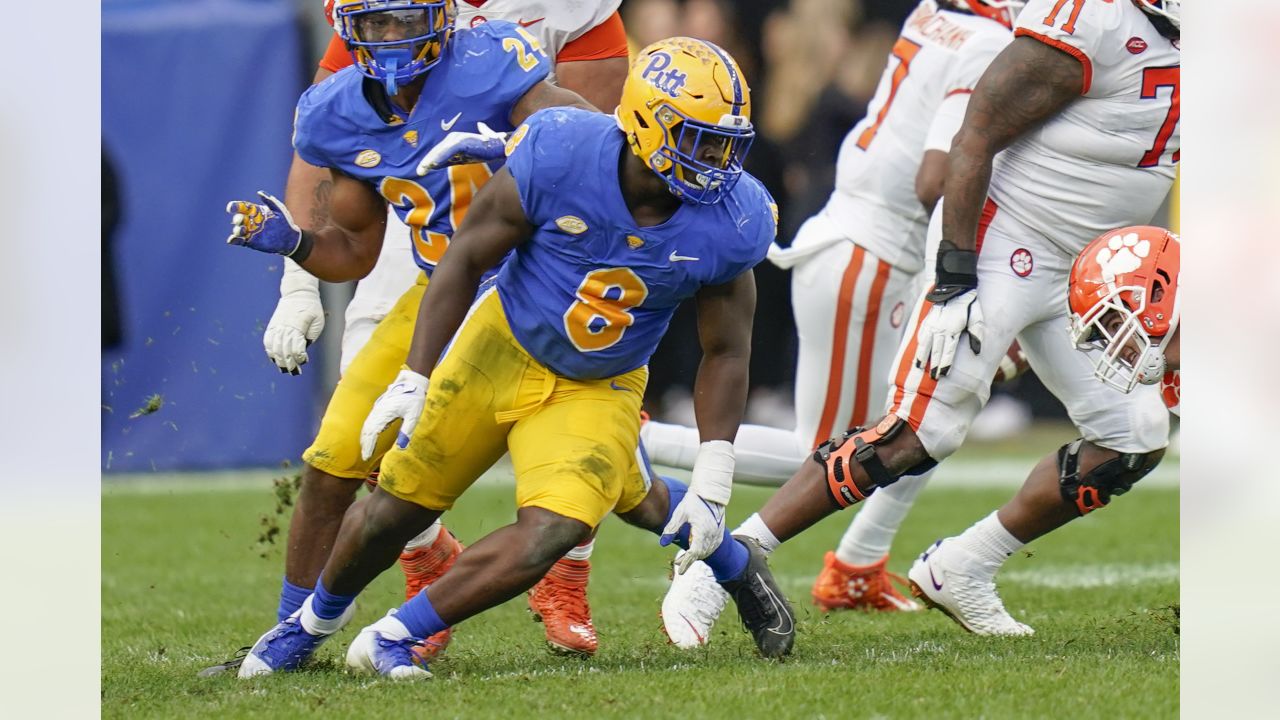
[103,433,1178,719]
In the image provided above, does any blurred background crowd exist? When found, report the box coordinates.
[102,0,1173,472]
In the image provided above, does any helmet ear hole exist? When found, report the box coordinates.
[632,111,650,130]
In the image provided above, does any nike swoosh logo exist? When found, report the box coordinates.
[678,614,706,646]
[440,112,462,131]
[757,573,794,635]
[518,17,544,27]
[609,381,632,392]
[669,251,700,262]
[928,564,943,591]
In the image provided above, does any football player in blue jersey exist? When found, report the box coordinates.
[216,0,605,673]
[233,37,797,679]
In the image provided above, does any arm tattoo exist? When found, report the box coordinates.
[942,36,1084,251]
[309,178,333,230]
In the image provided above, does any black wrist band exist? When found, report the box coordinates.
[288,231,314,264]
[926,239,978,302]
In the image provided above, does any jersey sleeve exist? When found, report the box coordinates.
[291,87,331,168]
[925,31,1009,152]
[447,21,551,107]
[556,11,629,62]
[318,32,354,73]
[502,109,577,226]
[1014,0,1111,94]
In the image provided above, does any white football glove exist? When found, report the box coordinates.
[660,441,734,574]
[263,259,324,375]
[913,288,984,379]
[416,122,508,175]
[360,367,430,461]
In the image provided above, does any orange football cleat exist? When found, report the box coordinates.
[400,527,464,662]
[528,557,597,656]
[811,552,921,612]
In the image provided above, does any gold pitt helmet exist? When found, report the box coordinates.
[615,37,755,205]
[332,1,458,95]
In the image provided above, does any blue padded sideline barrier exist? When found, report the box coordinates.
[103,0,319,471]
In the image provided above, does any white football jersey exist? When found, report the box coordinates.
[989,0,1180,255]
[455,0,622,83]
[817,0,1012,274]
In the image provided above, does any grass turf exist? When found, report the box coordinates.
[103,457,1178,719]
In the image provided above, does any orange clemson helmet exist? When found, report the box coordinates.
[1068,225,1181,393]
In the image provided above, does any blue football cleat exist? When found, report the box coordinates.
[238,599,356,678]
[346,611,433,679]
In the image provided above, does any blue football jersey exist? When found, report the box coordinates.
[498,108,777,380]
[292,21,550,274]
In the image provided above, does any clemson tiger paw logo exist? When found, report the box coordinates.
[1095,232,1150,280]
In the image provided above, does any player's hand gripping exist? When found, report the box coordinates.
[417,122,508,174]
[359,366,430,461]
[914,240,984,379]
[263,260,324,375]
[660,441,735,573]
[225,191,304,256]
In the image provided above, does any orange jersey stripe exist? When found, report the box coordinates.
[812,245,867,449]
[1014,27,1093,94]
[556,12,629,63]
[848,258,892,429]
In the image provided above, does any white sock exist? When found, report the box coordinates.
[564,539,594,560]
[835,470,932,566]
[639,420,701,469]
[733,513,782,555]
[299,595,346,636]
[954,511,1025,579]
[402,519,443,552]
[373,612,413,640]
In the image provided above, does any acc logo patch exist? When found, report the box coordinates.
[355,149,382,168]
[505,124,530,156]
[403,130,419,148]
[1010,248,1034,277]
[1126,36,1148,54]
[626,234,646,249]
[555,215,588,235]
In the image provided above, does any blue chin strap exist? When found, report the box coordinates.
[373,47,414,95]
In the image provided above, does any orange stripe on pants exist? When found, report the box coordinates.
[812,245,866,449]
[847,258,892,429]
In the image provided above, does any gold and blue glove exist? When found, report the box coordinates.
[225,191,306,257]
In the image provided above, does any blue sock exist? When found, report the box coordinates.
[657,476,750,582]
[311,577,357,621]
[396,589,449,639]
[704,528,750,582]
[277,578,313,622]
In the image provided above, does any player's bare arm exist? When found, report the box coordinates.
[510,78,597,125]
[691,269,757,443]
[554,56,628,112]
[404,167,532,376]
[294,169,390,282]
[915,149,949,215]
[942,36,1083,251]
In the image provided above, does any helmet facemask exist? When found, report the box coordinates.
[1069,282,1178,393]
[651,107,754,205]
[1134,0,1181,31]
[335,1,455,95]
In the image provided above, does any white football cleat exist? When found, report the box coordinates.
[346,610,433,679]
[907,539,1034,636]
[661,553,730,648]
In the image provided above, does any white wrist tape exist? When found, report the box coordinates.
[690,440,735,505]
[280,257,320,297]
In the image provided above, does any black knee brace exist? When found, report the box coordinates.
[1057,439,1163,515]
[813,416,936,509]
